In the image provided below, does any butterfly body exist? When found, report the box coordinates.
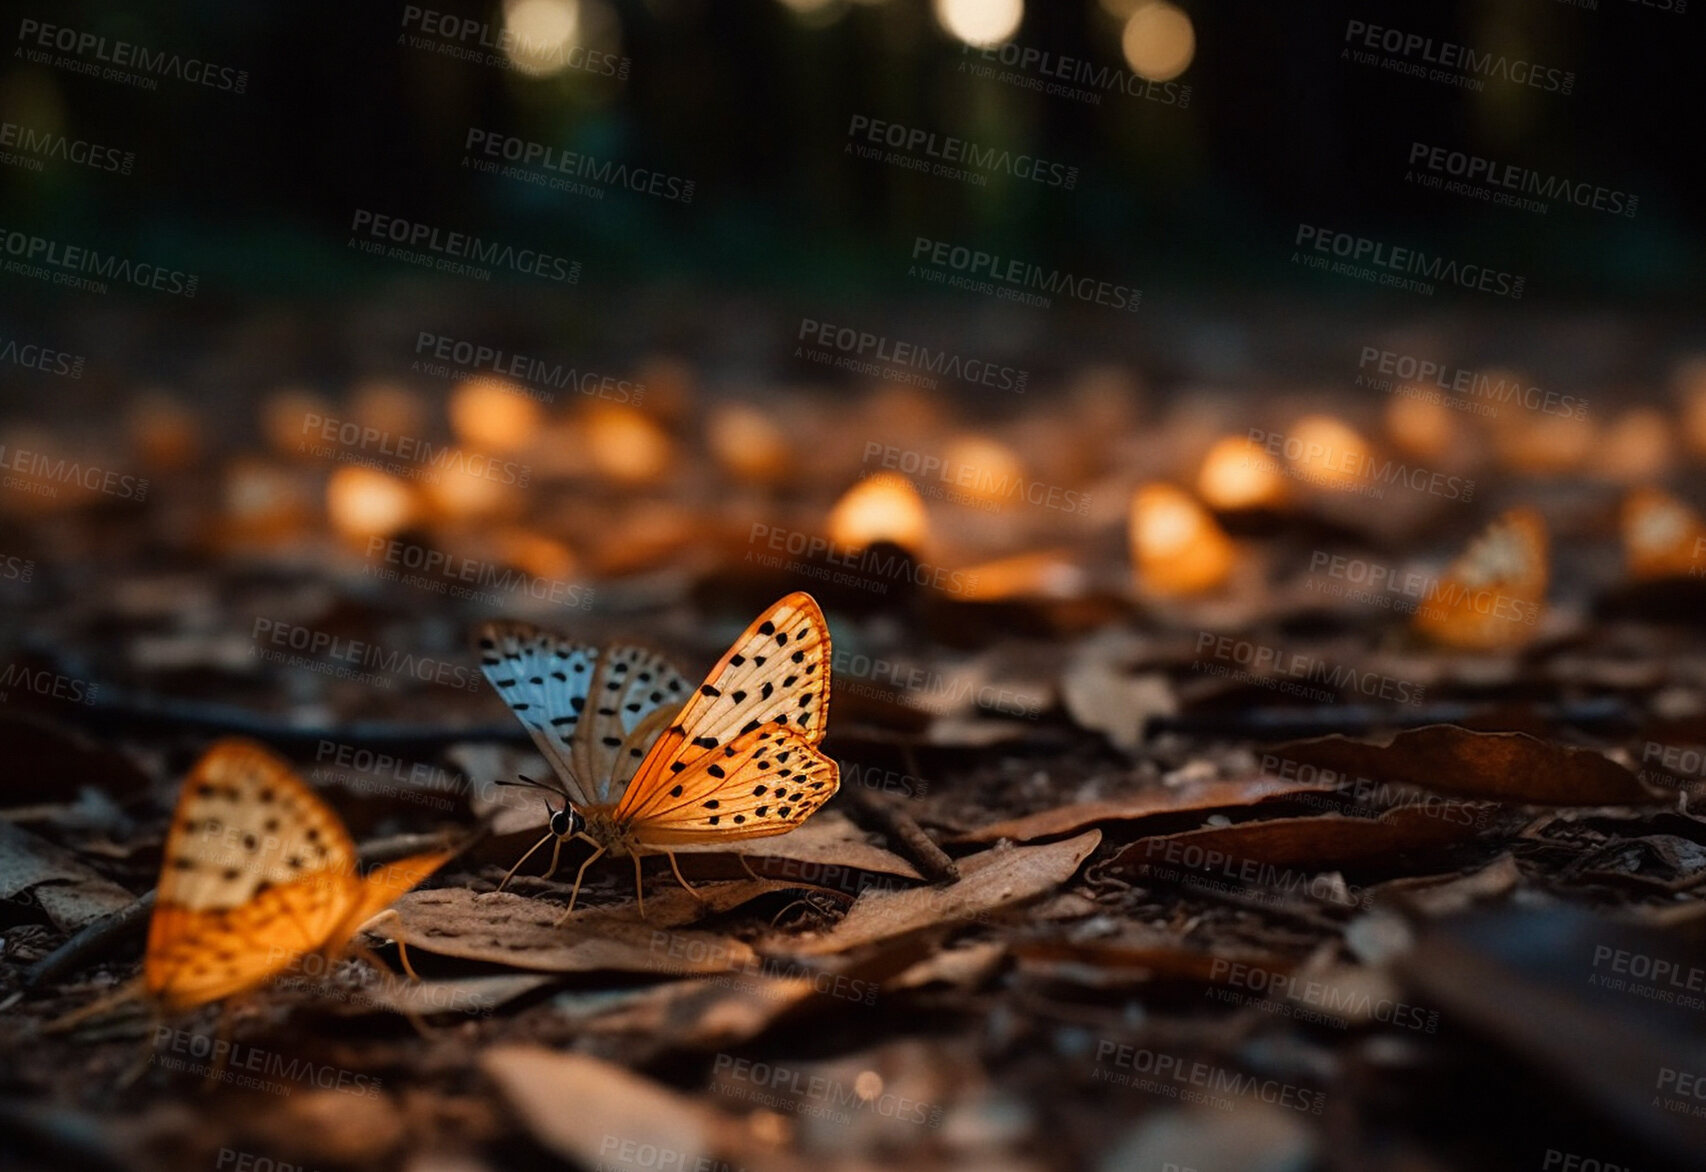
[477,592,840,914]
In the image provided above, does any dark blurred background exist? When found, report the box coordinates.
[2,0,1702,407]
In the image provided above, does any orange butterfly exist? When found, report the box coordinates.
[1622,487,1706,580]
[144,739,453,1012]
[478,591,838,918]
[1412,507,1548,650]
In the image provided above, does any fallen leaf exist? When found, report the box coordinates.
[1269,725,1659,806]
[481,1046,721,1172]
[0,821,136,930]
[389,886,767,974]
[780,831,1102,957]
[1111,805,1480,876]
[953,775,1337,845]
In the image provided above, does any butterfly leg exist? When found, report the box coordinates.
[664,851,708,903]
[632,853,647,919]
[494,831,555,894]
[737,854,763,882]
[359,908,422,982]
[554,841,608,926]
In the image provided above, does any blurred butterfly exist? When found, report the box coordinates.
[1412,507,1548,650]
[144,739,453,1012]
[1622,487,1706,581]
[477,591,838,917]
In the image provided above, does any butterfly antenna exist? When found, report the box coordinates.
[495,831,555,893]
[493,773,566,797]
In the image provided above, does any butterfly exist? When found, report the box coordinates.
[477,591,839,918]
[144,739,453,1012]
[1622,487,1706,580]
[1412,507,1548,650]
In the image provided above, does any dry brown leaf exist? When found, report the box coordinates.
[1062,662,1175,753]
[1366,853,1522,916]
[952,775,1337,845]
[1270,724,1659,806]
[1111,805,1479,876]
[389,886,769,974]
[780,831,1102,957]
[481,1046,722,1172]
[0,820,136,930]
[578,974,825,1051]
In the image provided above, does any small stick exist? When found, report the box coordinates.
[24,893,153,990]
[846,787,959,883]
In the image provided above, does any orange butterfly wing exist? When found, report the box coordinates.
[615,724,839,845]
[144,740,446,1011]
[616,592,838,846]
[1413,508,1548,650]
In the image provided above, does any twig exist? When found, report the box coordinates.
[844,786,960,883]
[23,893,154,990]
